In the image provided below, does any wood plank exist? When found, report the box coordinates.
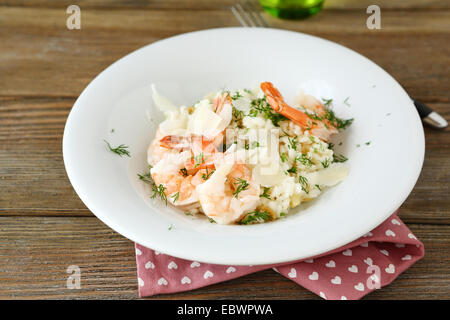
[1,0,448,10]
[0,7,449,100]
[1,97,449,223]
[0,216,448,299]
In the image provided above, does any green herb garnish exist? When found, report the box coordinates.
[280,152,288,163]
[321,158,331,168]
[296,153,313,167]
[288,136,299,150]
[201,168,215,180]
[260,187,271,200]
[233,178,249,198]
[193,153,204,168]
[231,91,243,100]
[287,166,297,174]
[333,154,348,163]
[322,97,333,107]
[171,192,179,203]
[315,184,322,191]
[249,97,287,127]
[238,210,271,225]
[104,140,130,157]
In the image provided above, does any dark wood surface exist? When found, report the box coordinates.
[0,0,449,299]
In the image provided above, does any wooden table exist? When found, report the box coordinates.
[0,0,449,299]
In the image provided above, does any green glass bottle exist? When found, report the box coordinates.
[259,0,325,19]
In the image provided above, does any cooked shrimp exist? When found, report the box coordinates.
[260,82,338,141]
[151,151,209,207]
[196,160,260,225]
[158,133,222,175]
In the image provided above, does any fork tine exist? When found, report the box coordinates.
[231,5,249,27]
[245,0,271,28]
[236,3,257,27]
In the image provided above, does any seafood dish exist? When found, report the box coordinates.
[141,82,353,225]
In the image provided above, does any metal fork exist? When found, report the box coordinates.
[231,0,270,28]
[230,1,447,129]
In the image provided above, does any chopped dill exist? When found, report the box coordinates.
[231,91,243,100]
[343,97,351,106]
[296,153,313,167]
[238,210,271,225]
[260,187,271,200]
[193,153,204,168]
[321,97,333,107]
[365,141,371,145]
[152,184,167,205]
[328,142,334,150]
[171,192,179,203]
[249,97,287,127]
[201,168,215,180]
[287,166,297,174]
[280,212,286,217]
[356,144,361,147]
[111,128,115,133]
[233,178,249,198]
[321,158,331,168]
[288,136,298,150]
[232,107,245,123]
[104,140,130,157]
[168,224,173,230]
[280,152,288,162]
[315,184,322,191]
[185,212,193,216]
[309,136,316,143]
[251,141,260,148]
[298,175,308,187]
[333,154,348,163]
[243,88,253,94]
[208,218,217,223]
[323,109,354,130]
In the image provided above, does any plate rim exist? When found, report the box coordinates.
[63,27,425,265]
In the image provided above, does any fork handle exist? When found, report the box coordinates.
[413,99,448,129]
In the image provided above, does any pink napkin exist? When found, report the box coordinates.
[135,212,424,300]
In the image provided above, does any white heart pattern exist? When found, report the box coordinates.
[145,261,155,270]
[325,260,336,268]
[401,255,412,261]
[363,232,373,238]
[354,282,364,291]
[135,248,142,256]
[181,276,191,285]
[226,266,236,274]
[154,251,161,255]
[364,257,373,266]
[380,249,389,256]
[190,261,201,268]
[395,243,405,248]
[308,272,319,280]
[168,261,178,270]
[319,292,327,299]
[348,265,358,273]
[203,270,214,279]
[304,259,314,263]
[391,218,401,225]
[408,233,417,240]
[385,229,396,237]
[360,242,369,248]
[138,277,145,287]
[341,296,347,300]
[385,264,395,274]
[288,268,297,278]
[331,276,341,285]
[343,249,352,256]
[157,277,168,286]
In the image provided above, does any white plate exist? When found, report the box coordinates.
[63,28,424,266]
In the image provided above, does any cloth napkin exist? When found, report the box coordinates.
[135,212,424,300]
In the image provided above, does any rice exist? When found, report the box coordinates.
[147,84,350,224]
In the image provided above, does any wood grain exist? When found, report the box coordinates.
[0,216,448,299]
[0,7,449,100]
[1,0,449,10]
[0,0,449,299]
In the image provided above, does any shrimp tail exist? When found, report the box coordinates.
[260,82,311,128]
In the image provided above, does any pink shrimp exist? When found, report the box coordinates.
[260,82,338,141]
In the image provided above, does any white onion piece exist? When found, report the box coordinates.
[305,163,349,187]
